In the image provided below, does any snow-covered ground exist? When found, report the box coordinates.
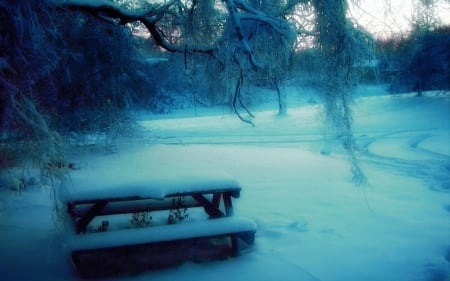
[0,86,449,281]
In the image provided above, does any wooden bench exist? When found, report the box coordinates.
[59,170,256,274]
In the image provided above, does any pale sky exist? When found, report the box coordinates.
[349,0,450,38]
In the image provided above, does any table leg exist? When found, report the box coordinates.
[75,200,108,233]
[223,192,234,217]
[192,194,225,218]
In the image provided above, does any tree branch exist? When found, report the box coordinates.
[139,19,215,55]
[58,1,216,55]
[225,0,263,69]
[238,14,293,37]
[232,69,254,126]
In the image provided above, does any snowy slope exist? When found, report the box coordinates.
[0,87,449,281]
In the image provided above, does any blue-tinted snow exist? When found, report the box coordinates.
[0,87,449,281]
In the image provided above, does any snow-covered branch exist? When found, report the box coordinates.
[234,0,296,40]
[238,14,296,38]
[225,0,263,69]
[52,0,216,54]
[51,0,158,18]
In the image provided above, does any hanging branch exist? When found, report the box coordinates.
[60,1,216,55]
[232,69,254,126]
[234,0,297,39]
[225,0,263,69]
[313,0,367,186]
[141,20,215,55]
[238,91,255,119]
[54,0,294,125]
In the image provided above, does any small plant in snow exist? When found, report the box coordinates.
[168,196,189,224]
[130,211,152,228]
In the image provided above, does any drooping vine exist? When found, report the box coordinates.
[313,0,370,185]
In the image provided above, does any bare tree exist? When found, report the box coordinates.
[413,0,441,32]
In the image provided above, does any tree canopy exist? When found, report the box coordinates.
[1,0,448,187]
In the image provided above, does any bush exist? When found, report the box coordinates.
[0,1,64,181]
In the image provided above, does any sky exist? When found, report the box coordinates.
[349,0,450,38]
[89,0,450,40]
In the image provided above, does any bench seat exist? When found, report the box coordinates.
[69,217,256,253]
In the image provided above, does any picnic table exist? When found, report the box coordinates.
[58,169,256,275]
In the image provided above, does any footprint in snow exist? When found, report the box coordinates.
[287,220,309,232]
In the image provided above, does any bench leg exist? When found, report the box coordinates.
[230,234,239,257]
[71,251,82,273]
[71,251,88,279]
[239,231,255,245]
[230,231,255,257]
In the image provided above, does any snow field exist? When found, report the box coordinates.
[0,89,449,281]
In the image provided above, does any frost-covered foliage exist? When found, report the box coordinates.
[48,10,150,135]
[157,1,231,106]
[49,0,297,115]
[151,0,297,114]
[1,0,387,186]
[313,0,372,185]
[215,0,297,120]
[0,1,64,179]
[0,1,154,183]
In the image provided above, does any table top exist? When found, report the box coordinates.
[59,169,241,203]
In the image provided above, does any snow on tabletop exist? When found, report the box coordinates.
[68,217,257,251]
[59,169,241,203]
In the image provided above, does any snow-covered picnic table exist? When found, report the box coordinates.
[59,169,256,275]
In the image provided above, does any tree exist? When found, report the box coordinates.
[1,0,375,186]
[0,1,64,179]
[386,0,449,95]
[413,0,441,33]
[55,0,298,122]
[0,1,151,185]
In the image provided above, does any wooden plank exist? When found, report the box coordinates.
[72,197,203,217]
[67,188,240,205]
[70,196,142,205]
[165,187,241,199]
[69,217,257,252]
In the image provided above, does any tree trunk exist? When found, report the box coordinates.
[275,79,287,116]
